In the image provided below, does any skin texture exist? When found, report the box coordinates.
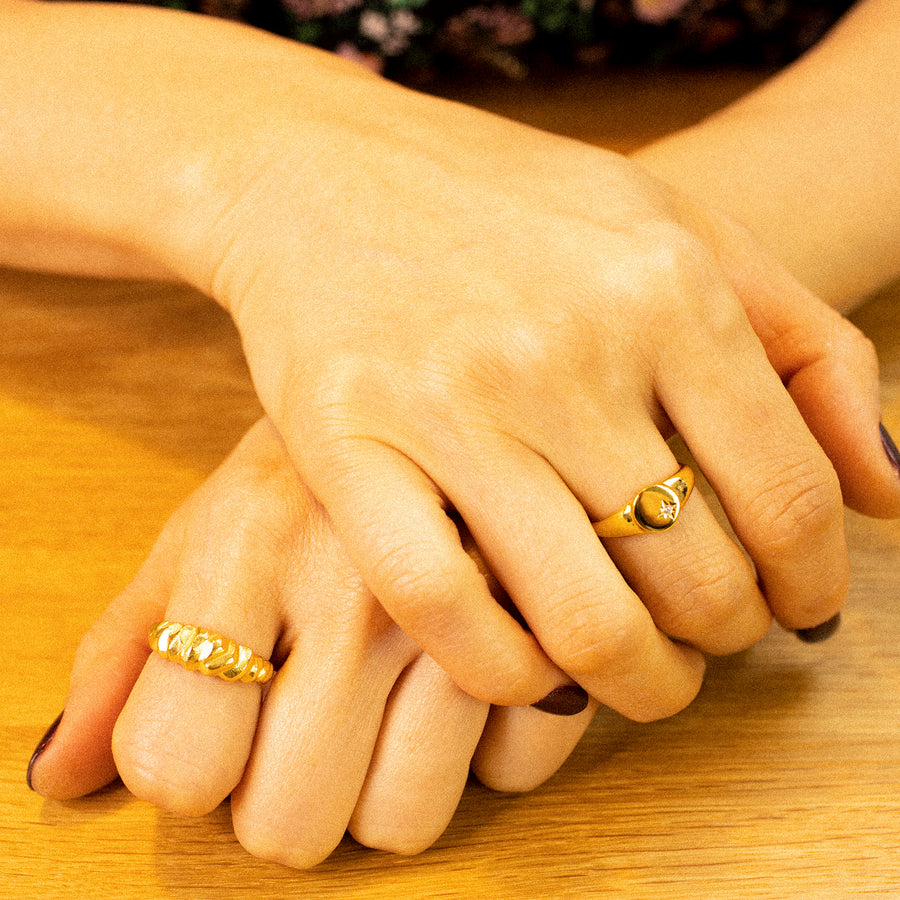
[13,0,900,868]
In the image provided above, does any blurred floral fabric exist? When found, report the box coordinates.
[82,0,855,79]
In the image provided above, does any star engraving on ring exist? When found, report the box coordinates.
[657,499,678,523]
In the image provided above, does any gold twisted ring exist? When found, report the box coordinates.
[592,465,694,538]
[148,621,275,685]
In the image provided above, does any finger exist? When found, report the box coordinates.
[594,464,771,656]
[27,501,186,800]
[114,644,265,817]
[512,381,772,657]
[230,606,418,869]
[702,210,900,519]
[112,435,287,817]
[298,437,566,707]
[348,653,489,855]
[442,436,707,722]
[472,697,598,794]
[656,301,849,631]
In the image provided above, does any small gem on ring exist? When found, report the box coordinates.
[658,499,678,522]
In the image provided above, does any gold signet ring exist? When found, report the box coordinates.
[592,465,694,538]
[148,621,275,684]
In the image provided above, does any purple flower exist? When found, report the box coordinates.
[359,8,422,56]
[442,5,535,50]
[282,0,363,21]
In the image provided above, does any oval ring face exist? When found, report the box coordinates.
[591,465,693,538]
[632,483,682,532]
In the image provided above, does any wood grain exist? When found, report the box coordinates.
[2,69,898,897]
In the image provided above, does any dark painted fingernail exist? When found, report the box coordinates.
[531,685,589,716]
[795,612,842,644]
[881,423,900,476]
[26,710,64,791]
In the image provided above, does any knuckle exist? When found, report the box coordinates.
[615,222,747,343]
[660,551,751,636]
[629,223,716,300]
[545,587,647,678]
[367,540,461,630]
[487,307,588,380]
[402,315,566,428]
[282,353,384,446]
[73,605,149,675]
[745,457,842,558]
[200,486,291,563]
[174,492,296,602]
[834,313,879,369]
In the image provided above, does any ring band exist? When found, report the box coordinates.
[592,465,694,538]
[148,621,275,684]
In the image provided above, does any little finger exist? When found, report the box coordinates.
[472,697,598,794]
[658,325,848,631]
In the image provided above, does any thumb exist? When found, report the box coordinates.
[706,210,900,519]
[27,531,177,800]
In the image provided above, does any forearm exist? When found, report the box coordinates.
[0,0,374,281]
[633,0,900,312]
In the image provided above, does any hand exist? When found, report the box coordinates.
[27,419,595,867]
[166,52,875,719]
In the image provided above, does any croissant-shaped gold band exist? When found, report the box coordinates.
[148,621,275,684]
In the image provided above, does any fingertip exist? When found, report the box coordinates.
[836,420,900,519]
[530,684,589,716]
[785,323,900,519]
[795,611,842,644]
[472,700,597,793]
[27,619,149,801]
[26,708,121,801]
[880,423,900,488]
[26,711,64,793]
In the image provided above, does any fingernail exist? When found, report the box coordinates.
[881,423,900,476]
[531,685,589,716]
[26,711,64,791]
[795,612,841,644]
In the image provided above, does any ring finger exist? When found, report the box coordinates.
[589,453,773,655]
[436,436,707,722]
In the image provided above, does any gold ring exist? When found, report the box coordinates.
[592,465,694,538]
[148,621,275,684]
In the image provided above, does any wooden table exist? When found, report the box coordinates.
[3,69,899,898]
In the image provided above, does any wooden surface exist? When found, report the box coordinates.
[3,69,899,898]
